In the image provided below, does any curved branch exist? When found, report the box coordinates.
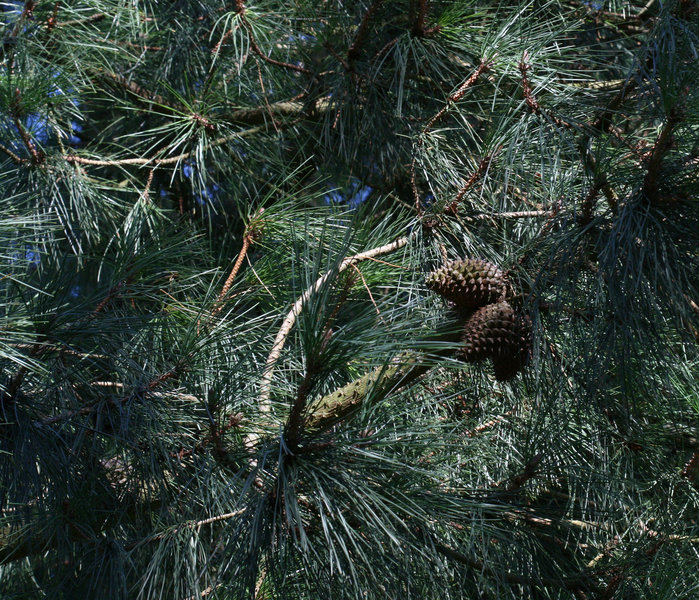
[256,235,410,411]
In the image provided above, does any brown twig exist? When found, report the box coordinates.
[470,210,552,220]
[64,123,268,167]
[423,60,492,133]
[97,70,178,111]
[579,182,603,225]
[13,115,43,165]
[578,145,618,215]
[142,168,155,202]
[504,453,543,493]
[595,568,626,600]
[372,37,399,62]
[412,60,492,212]
[11,88,44,165]
[519,53,540,115]
[681,450,699,482]
[0,142,26,164]
[216,236,252,306]
[519,52,573,129]
[445,155,494,215]
[348,0,384,61]
[54,12,106,27]
[212,208,264,314]
[431,537,599,593]
[410,156,421,212]
[412,0,430,37]
[92,277,132,316]
[41,364,184,426]
[642,104,682,203]
[172,412,243,461]
[235,1,310,75]
[463,410,515,439]
[324,42,351,72]
[46,1,59,32]
[63,96,327,168]
[124,508,247,550]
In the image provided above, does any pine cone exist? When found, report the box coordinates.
[426,258,505,308]
[460,301,518,362]
[492,312,532,381]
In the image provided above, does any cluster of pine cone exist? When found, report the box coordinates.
[426,259,531,381]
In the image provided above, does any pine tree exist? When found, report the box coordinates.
[1,1,698,598]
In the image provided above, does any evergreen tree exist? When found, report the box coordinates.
[1,1,698,598]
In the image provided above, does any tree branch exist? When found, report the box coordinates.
[256,235,410,412]
[348,0,384,61]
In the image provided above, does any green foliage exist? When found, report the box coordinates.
[1,1,698,598]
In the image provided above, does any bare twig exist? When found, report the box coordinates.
[413,60,492,212]
[681,450,699,482]
[445,155,494,214]
[41,364,183,426]
[579,182,603,225]
[0,142,26,164]
[64,97,330,168]
[423,60,492,133]
[431,536,599,593]
[11,88,44,165]
[519,52,573,129]
[54,12,106,27]
[64,124,268,167]
[214,237,251,309]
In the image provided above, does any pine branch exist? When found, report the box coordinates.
[348,0,384,61]
[412,0,430,37]
[236,1,311,75]
[256,235,410,410]
[429,536,601,594]
[642,103,683,203]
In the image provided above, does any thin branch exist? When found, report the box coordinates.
[11,89,44,165]
[578,144,619,215]
[579,182,603,226]
[681,450,699,482]
[214,236,252,309]
[372,37,399,62]
[413,60,492,212]
[54,12,106,27]
[256,235,410,411]
[122,509,247,551]
[0,142,26,164]
[211,208,264,318]
[519,52,573,129]
[348,0,384,61]
[64,124,269,167]
[412,0,430,37]
[445,155,494,214]
[642,104,682,202]
[430,537,599,593]
[96,69,173,110]
[235,1,311,75]
[40,364,184,426]
[63,98,330,169]
[423,60,492,133]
